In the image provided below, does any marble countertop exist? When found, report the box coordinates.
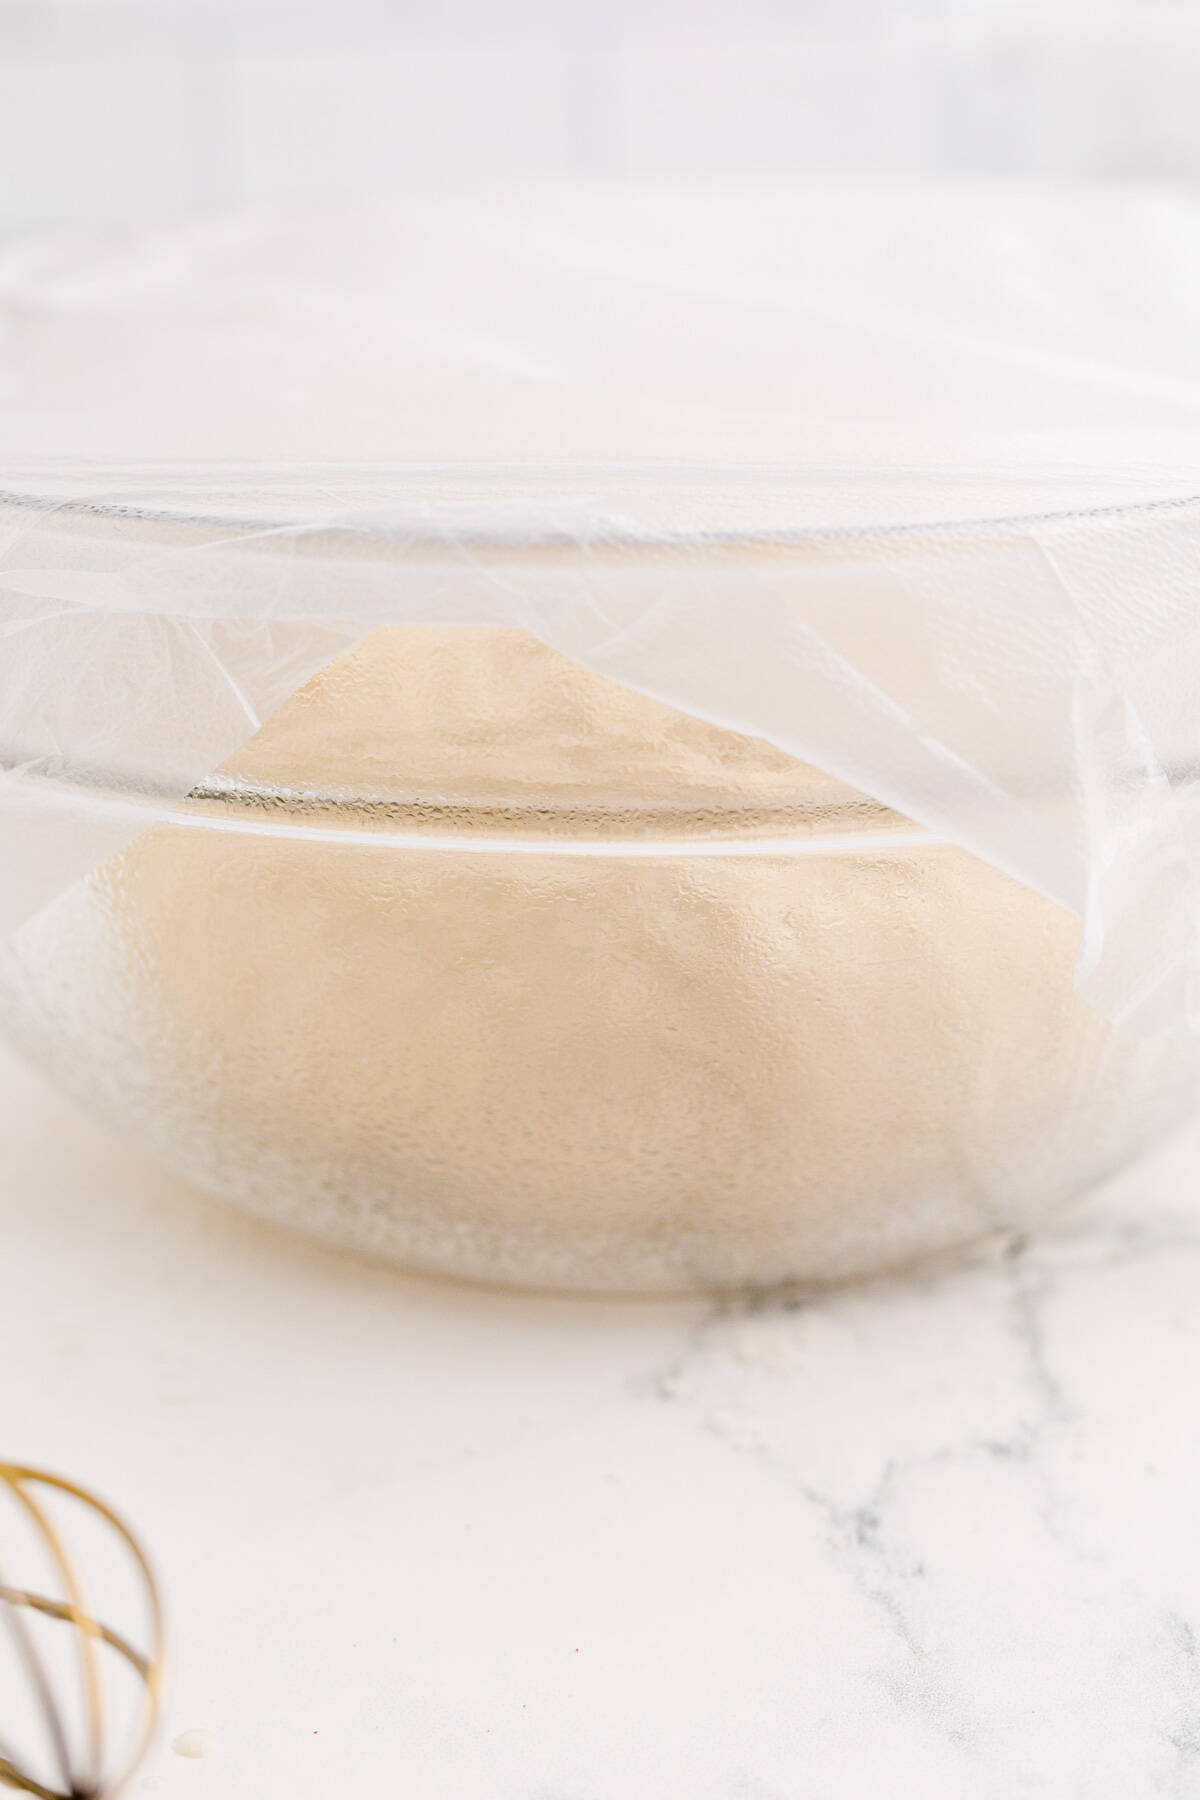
[3,1038,1200,1800]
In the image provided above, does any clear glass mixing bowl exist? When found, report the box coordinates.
[0,471,1196,1292]
[1,620,1194,1293]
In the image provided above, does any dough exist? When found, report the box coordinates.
[0,628,1191,1290]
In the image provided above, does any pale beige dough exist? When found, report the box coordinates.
[0,628,1192,1290]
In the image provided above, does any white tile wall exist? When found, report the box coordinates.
[2,0,1200,226]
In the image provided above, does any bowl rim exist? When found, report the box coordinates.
[2,460,1198,553]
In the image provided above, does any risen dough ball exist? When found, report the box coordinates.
[0,628,1192,1290]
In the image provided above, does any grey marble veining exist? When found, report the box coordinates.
[649,1199,1200,1798]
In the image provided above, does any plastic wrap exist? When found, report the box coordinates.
[3,183,1200,1031]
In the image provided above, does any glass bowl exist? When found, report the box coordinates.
[0,600,1194,1293]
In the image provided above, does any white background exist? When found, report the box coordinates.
[4,0,1200,227]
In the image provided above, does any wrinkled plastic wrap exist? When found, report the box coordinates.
[3,183,1200,1032]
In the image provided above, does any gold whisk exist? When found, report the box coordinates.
[0,1466,165,1800]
